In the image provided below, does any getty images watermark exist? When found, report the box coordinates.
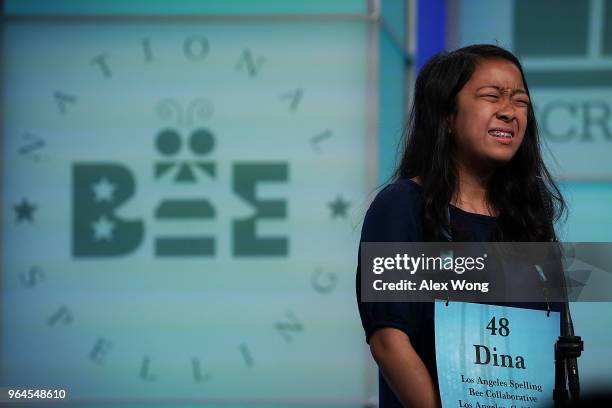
[360,242,612,303]
[372,251,489,293]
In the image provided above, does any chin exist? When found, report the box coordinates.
[485,153,516,167]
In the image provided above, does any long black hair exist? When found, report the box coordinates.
[392,44,565,241]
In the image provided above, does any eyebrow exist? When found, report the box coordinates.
[476,85,528,96]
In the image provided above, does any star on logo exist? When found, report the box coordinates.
[14,198,36,223]
[92,177,116,203]
[328,196,350,219]
[91,215,115,241]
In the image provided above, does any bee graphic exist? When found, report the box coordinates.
[153,98,216,256]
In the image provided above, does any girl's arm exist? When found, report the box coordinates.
[369,327,441,408]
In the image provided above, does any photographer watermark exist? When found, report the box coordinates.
[360,242,612,302]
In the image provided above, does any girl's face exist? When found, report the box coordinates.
[449,58,529,169]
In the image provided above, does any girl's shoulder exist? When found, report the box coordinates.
[371,178,422,209]
[362,178,423,242]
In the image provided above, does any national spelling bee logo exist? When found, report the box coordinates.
[72,99,288,258]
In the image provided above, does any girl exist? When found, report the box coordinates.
[356,44,565,407]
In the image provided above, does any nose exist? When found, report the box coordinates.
[496,98,515,122]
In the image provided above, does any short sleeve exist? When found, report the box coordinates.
[355,181,425,344]
[360,182,422,243]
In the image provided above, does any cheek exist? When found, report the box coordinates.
[517,111,528,136]
[513,115,528,148]
[454,109,489,138]
[465,113,491,139]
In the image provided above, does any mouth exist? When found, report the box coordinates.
[488,128,514,144]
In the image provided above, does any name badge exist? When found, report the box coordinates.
[435,302,559,408]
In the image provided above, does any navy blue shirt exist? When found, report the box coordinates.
[355,179,559,407]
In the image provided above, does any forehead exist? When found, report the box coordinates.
[467,58,525,90]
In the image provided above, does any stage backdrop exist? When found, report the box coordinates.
[1,1,379,404]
